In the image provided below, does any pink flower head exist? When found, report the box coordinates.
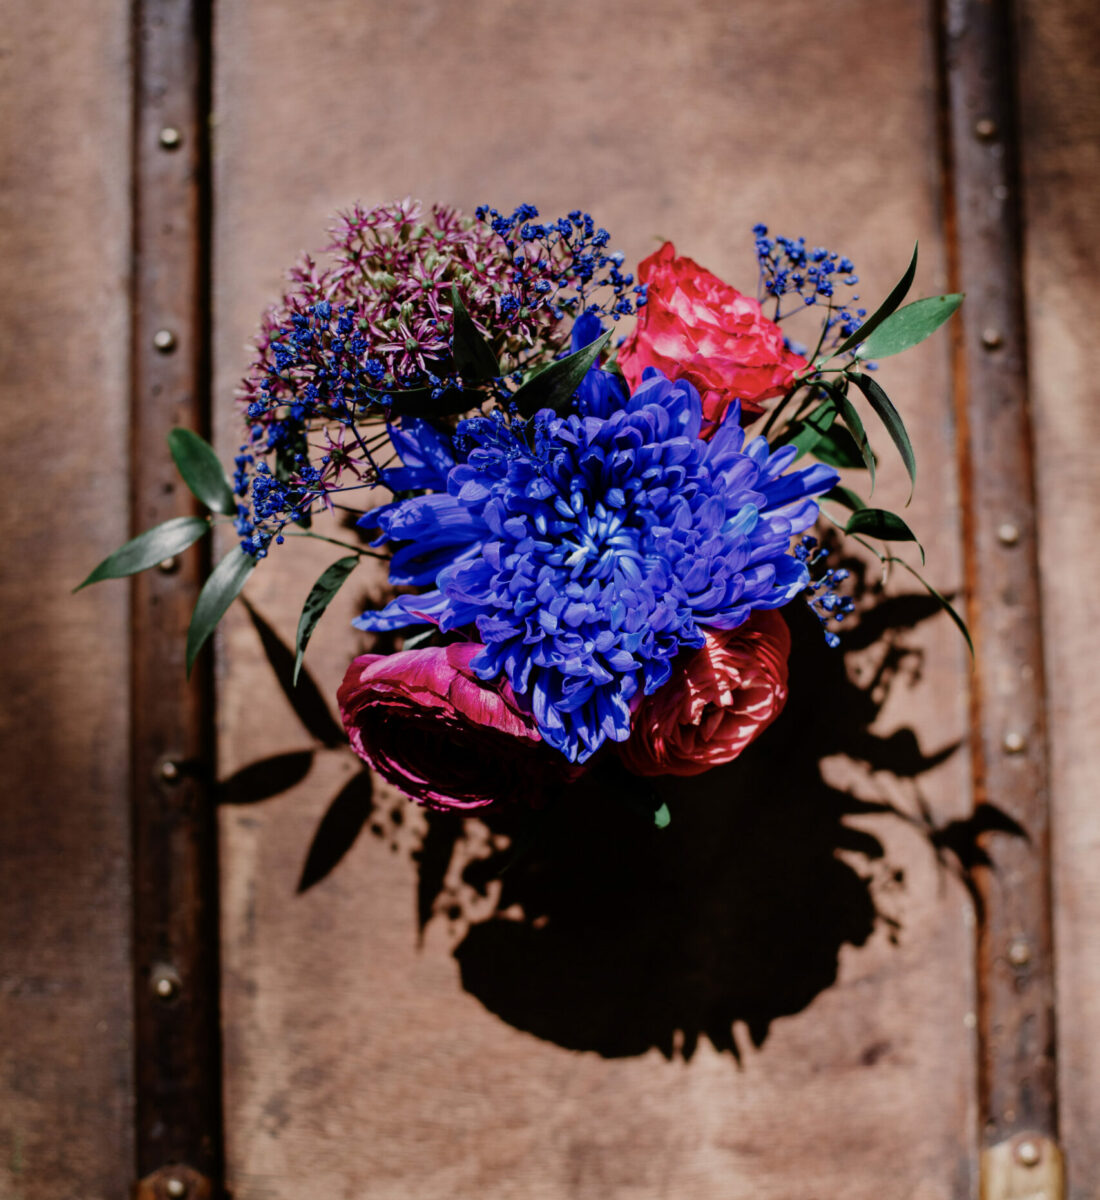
[338,642,572,810]
[620,610,791,778]
[619,242,806,433]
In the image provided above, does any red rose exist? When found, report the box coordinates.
[338,642,576,810]
[619,610,791,777]
[619,242,805,432]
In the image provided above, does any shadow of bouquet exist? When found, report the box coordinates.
[223,561,1019,1061]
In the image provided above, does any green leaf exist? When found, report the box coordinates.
[293,556,359,685]
[618,786,672,829]
[168,428,235,515]
[74,516,210,591]
[450,285,500,382]
[888,556,973,658]
[833,243,919,358]
[813,424,871,470]
[513,326,613,417]
[855,294,964,361]
[823,484,866,512]
[823,383,876,490]
[186,544,258,676]
[845,507,924,564]
[849,372,917,502]
[778,400,836,457]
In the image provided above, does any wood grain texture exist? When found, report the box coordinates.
[129,0,224,1182]
[0,2,135,1197]
[212,2,977,1197]
[941,0,1059,1154]
[1016,0,1100,1195]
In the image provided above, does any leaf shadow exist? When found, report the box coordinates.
[243,599,345,748]
[297,769,375,894]
[218,750,315,805]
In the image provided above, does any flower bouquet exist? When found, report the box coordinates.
[79,200,965,821]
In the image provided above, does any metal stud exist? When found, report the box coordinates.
[996,522,1020,546]
[158,126,182,150]
[1015,1139,1040,1167]
[981,327,1003,350]
[1007,937,1031,967]
[159,758,181,783]
[156,556,179,574]
[1002,730,1027,755]
[150,964,181,1001]
[153,328,177,353]
[974,117,998,140]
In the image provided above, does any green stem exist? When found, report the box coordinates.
[281,530,385,558]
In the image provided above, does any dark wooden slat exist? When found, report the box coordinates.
[940,0,1061,1170]
[130,0,222,1187]
[1014,1,1100,1195]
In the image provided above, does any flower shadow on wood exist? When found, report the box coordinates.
[221,564,1023,1061]
[409,583,976,1062]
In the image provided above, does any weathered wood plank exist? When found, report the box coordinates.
[212,2,977,1196]
[130,0,224,1185]
[941,0,1061,1169]
[1016,0,1100,1195]
[0,3,135,1196]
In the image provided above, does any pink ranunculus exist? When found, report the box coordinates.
[618,242,806,433]
[338,642,566,810]
[619,610,791,778]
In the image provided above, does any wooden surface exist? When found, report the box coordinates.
[1,0,1097,1196]
[0,2,136,1197]
[1017,1,1100,1195]
[212,2,976,1196]
[943,0,1059,1152]
[129,0,223,1181]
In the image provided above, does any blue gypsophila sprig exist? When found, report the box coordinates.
[474,204,648,335]
[796,535,855,648]
[753,225,867,358]
[354,367,838,763]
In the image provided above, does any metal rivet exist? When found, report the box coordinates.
[1016,1139,1041,1167]
[153,328,177,353]
[150,965,181,1001]
[1003,730,1027,755]
[159,126,182,150]
[974,117,998,140]
[157,556,179,574]
[981,327,1003,350]
[165,1177,187,1197]
[159,759,181,783]
[997,522,1020,546]
[1008,937,1032,967]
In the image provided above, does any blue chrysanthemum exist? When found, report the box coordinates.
[355,368,838,762]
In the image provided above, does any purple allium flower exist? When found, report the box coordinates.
[232,200,641,559]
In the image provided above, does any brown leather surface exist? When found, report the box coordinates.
[212,2,977,1196]
[0,2,135,1196]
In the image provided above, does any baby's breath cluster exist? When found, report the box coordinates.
[753,224,867,357]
